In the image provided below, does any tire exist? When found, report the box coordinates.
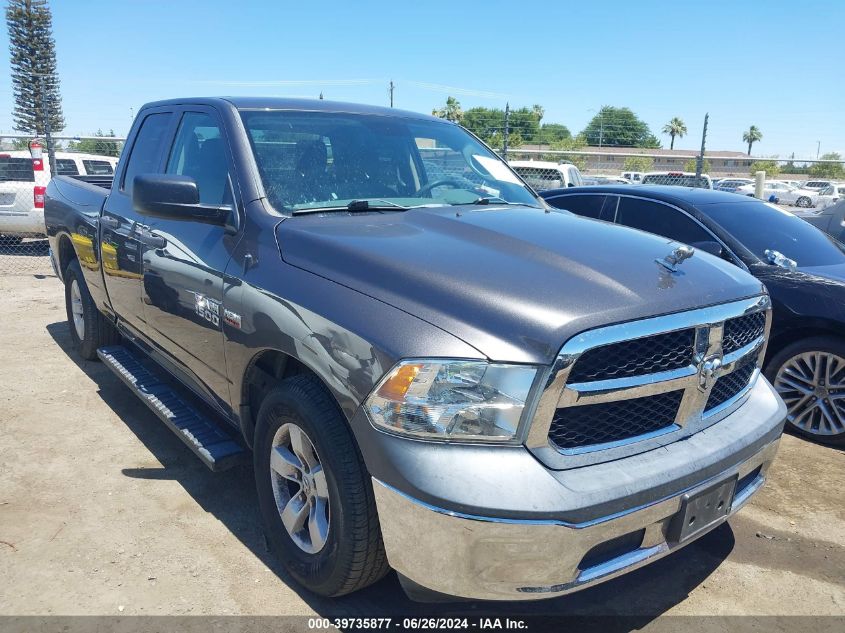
[253,374,389,596]
[796,196,812,208]
[63,259,120,360]
[764,336,845,446]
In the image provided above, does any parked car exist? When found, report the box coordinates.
[802,180,834,191]
[735,181,810,206]
[795,199,845,242]
[45,97,784,602]
[542,185,845,446]
[815,184,845,209]
[641,171,713,189]
[0,150,118,241]
[715,178,754,193]
[509,160,584,189]
[590,174,632,184]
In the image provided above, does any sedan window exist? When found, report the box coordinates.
[615,197,715,246]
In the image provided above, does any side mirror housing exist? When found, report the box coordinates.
[132,174,231,226]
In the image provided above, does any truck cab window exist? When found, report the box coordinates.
[167,112,230,206]
[122,112,172,194]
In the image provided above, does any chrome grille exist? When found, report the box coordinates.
[567,329,695,383]
[723,312,766,355]
[549,390,682,450]
[706,359,757,413]
[527,296,771,469]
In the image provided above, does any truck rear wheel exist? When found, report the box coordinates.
[253,374,389,596]
[63,259,120,360]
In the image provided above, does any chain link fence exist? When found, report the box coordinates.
[0,135,124,275]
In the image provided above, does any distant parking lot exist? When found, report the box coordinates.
[0,272,843,625]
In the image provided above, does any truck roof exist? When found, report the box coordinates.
[141,96,444,123]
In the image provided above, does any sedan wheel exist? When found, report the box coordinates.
[270,422,330,554]
[774,351,845,441]
[796,196,812,208]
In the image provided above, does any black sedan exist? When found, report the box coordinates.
[542,185,845,446]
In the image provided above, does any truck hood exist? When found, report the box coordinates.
[277,206,765,364]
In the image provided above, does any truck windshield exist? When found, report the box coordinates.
[702,200,845,267]
[239,110,542,213]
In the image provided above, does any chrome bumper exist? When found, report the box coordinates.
[373,384,784,602]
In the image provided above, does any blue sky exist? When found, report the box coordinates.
[1,0,843,158]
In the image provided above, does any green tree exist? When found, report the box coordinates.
[742,125,762,155]
[622,156,654,173]
[809,152,845,179]
[749,160,780,178]
[537,123,571,144]
[67,129,122,157]
[581,106,660,148]
[662,117,687,150]
[460,105,547,148]
[6,0,64,134]
[432,96,463,123]
[684,158,711,173]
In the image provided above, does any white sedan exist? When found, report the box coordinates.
[735,181,819,207]
[815,184,845,209]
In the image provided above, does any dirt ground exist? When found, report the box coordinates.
[1,272,843,626]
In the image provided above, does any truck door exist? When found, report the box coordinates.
[100,109,174,334]
[139,108,241,414]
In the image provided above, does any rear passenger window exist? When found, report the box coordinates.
[548,194,607,219]
[82,160,114,175]
[615,197,713,246]
[55,159,79,175]
[122,112,172,194]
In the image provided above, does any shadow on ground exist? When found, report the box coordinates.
[47,319,736,628]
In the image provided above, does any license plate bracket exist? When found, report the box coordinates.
[668,475,737,544]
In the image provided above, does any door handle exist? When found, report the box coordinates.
[99,215,119,229]
[138,230,166,249]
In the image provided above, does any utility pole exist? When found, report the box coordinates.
[39,75,57,175]
[503,103,510,161]
[389,81,394,108]
[695,112,709,179]
[598,111,604,149]
[817,141,821,159]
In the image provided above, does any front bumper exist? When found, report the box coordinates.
[371,377,785,601]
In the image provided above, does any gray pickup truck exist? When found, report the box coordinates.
[45,97,786,602]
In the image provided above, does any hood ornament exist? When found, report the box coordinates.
[656,244,695,272]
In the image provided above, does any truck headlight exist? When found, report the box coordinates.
[364,360,539,442]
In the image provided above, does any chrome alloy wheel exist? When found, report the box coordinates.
[70,279,85,341]
[269,423,330,554]
[774,351,845,437]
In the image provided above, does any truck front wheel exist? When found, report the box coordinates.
[253,374,389,596]
[63,259,120,360]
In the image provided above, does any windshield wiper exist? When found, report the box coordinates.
[291,199,410,215]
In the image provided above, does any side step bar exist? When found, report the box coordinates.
[97,345,248,472]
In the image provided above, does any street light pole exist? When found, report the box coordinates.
[817,141,821,159]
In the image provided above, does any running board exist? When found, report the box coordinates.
[97,345,248,471]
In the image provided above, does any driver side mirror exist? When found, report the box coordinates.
[133,174,232,226]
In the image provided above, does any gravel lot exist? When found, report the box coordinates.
[1,271,843,627]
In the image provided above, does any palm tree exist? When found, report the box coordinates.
[742,125,763,155]
[432,96,463,123]
[662,117,687,150]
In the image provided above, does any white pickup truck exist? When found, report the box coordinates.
[0,149,118,241]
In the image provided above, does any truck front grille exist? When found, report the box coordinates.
[705,360,757,413]
[549,390,683,450]
[567,328,695,383]
[531,297,771,464]
[723,312,766,354]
